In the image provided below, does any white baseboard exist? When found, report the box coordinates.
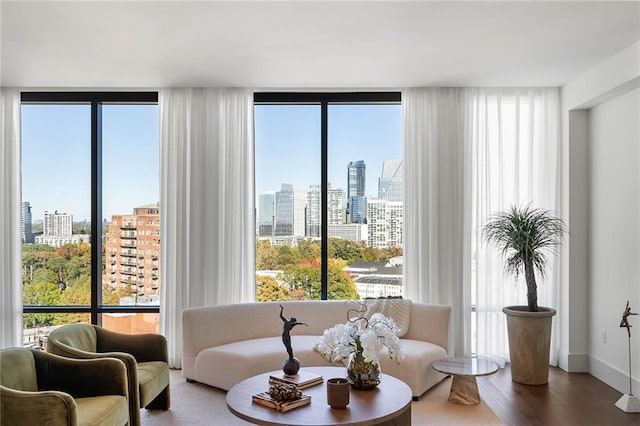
[590,355,640,395]
[558,350,589,372]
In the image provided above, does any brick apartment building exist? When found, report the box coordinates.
[104,203,160,305]
[102,203,160,333]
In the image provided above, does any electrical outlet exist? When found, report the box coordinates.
[601,329,607,343]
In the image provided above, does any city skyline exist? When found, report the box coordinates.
[22,103,401,224]
[256,158,404,248]
[255,157,401,196]
[255,104,402,202]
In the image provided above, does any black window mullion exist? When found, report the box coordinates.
[320,100,328,300]
[91,100,102,325]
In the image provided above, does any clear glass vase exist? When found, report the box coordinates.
[346,351,381,390]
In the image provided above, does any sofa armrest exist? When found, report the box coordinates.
[1,385,78,426]
[34,350,128,398]
[95,327,168,363]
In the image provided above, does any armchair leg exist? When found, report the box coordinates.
[145,386,170,410]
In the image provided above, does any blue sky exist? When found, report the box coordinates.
[21,102,400,223]
[255,104,402,199]
[21,104,159,222]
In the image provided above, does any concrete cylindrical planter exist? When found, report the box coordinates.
[503,305,556,385]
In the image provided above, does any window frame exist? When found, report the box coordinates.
[254,92,402,300]
[21,91,159,325]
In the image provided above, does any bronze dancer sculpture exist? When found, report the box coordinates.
[616,300,640,412]
[279,304,308,375]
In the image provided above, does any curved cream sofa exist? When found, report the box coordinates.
[182,300,450,399]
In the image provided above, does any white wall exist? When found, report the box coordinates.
[589,88,640,393]
[561,40,640,394]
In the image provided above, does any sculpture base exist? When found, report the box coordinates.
[615,394,640,413]
[282,357,301,376]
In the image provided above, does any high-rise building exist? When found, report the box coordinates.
[103,203,160,302]
[349,196,367,224]
[306,185,321,238]
[378,159,403,202]
[347,160,366,224]
[327,186,346,225]
[366,199,403,248]
[35,210,90,247]
[257,192,275,237]
[275,184,307,237]
[21,201,33,243]
[43,210,72,237]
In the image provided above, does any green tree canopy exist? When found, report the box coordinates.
[327,258,359,300]
[280,260,320,299]
[23,281,63,328]
[298,240,320,262]
[256,275,292,302]
[256,240,278,270]
[276,245,301,269]
[278,258,359,301]
[32,268,58,285]
[328,238,363,263]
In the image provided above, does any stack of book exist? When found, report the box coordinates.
[268,370,324,389]
[252,392,311,412]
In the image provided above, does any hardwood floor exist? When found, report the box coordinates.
[477,365,640,425]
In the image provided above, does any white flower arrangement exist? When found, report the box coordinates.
[316,312,404,365]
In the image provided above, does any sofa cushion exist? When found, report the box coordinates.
[192,334,447,397]
[378,339,448,396]
[194,336,330,391]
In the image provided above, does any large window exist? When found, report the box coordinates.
[254,93,402,302]
[21,92,159,347]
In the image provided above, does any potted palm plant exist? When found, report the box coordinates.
[483,203,566,385]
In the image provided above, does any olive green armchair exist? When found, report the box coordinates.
[0,347,129,426]
[46,324,170,426]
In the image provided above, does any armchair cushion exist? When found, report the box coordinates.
[0,348,129,426]
[47,323,170,426]
[138,361,170,407]
[76,395,129,426]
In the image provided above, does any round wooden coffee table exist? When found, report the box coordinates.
[432,357,498,405]
[226,366,412,425]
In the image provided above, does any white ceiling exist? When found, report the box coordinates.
[1,1,639,88]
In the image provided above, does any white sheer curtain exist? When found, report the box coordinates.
[469,88,562,367]
[159,88,255,368]
[403,87,561,363]
[402,88,472,357]
[0,88,23,349]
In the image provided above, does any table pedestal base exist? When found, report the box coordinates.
[377,405,411,426]
[448,374,480,405]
